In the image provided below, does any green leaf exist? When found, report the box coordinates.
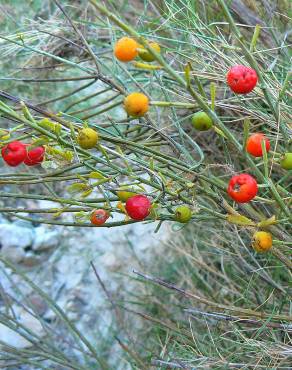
[213,126,227,139]
[257,215,277,228]
[66,183,89,195]
[250,24,261,52]
[242,119,250,151]
[210,82,216,111]
[226,214,256,226]
[88,171,106,179]
[184,63,191,87]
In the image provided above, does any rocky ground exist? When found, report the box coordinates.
[0,210,170,368]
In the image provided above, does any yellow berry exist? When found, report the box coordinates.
[77,128,98,149]
[138,41,161,62]
[114,37,138,62]
[124,92,149,117]
[252,231,273,253]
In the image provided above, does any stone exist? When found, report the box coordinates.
[0,306,44,349]
[32,226,60,251]
[0,224,34,249]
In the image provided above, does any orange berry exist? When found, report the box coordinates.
[114,37,138,62]
[90,209,110,226]
[252,231,273,253]
[124,92,149,117]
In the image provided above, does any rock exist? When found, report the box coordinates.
[22,252,42,267]
[0,224,34,263]
[0,306,45,349]
[32,226,60,251]
[0,224,34,249]
[1,245,25,263]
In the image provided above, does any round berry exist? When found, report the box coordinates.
[24,145,45,166]
[78,128,99,149]
[174,205,192,223]
[280,153,292,170]
[124,92,149,117]
[125,195,151,220]
[227,174,258,203]
[252,231,272,253]
[114,37,138,62]
[138,41,161,62]
[246,133,270,157]
[1,141,26,167]
[90,209,110,226]
[191,111,213,131]
[227,65,258,94]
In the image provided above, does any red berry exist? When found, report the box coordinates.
[246,133,270,157]
[90,209,110,226]
[1,141,26,167]
[227,65,258,94]
[125,195,151,220]
[227,174,258,203]
[24,145,45,166]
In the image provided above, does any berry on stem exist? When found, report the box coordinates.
[252,231,272,253]
[191,111,213,131]
[280,153,292,170]
[246,133,270,157]
[138,41,161,62]
[227,65,258,94]
[124,92,149,117]
[114,37,138,62]
[227,174,258,203]
[174,205,192,223]
[24,145,45,166]
[125,195,151,220]
[90,209,110,226]
[78,128,99,149]
[1,141,26,167]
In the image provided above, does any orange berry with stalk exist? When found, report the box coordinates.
[114,37,138,62]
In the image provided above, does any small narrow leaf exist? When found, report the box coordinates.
[242,119,250,152]
[210,82,216,111]
[250,24,261,52]
[213,126,227,139]
[184,63,191,87]
[88,171,106,179]
[257,215,277,228]
[66,183,89,195]
[226,214,256,226]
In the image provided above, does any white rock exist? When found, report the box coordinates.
[0,306,44,349]
[32,227,60,251]
[1,245,25,263]
[0,224,34,249]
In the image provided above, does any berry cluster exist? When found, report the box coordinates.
[1,141,45,167]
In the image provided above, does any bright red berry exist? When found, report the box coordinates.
[227,174,258,203]
[24,145,45,166]
[125,195,151,220]
[1,141,26,167]
[90,209,110,226]
[227,65,258,94]
[246,133,270,157]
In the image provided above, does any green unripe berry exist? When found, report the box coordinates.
[191,111,213,131]
[280,153,292,170]
[138,42,161,62]
[174,205,192,223]
[78,128,98,149]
